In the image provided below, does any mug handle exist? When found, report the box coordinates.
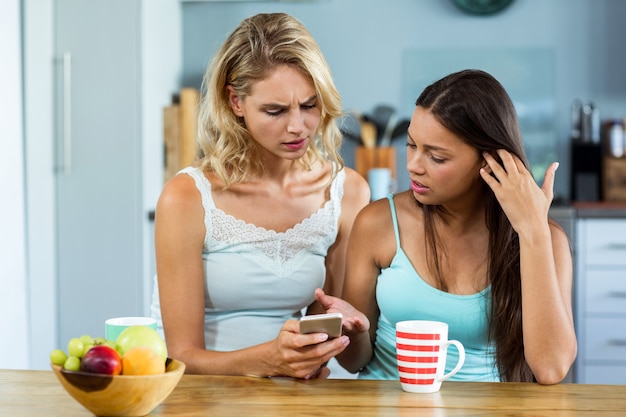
[439,340,465,382]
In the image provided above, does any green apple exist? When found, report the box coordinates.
[116,325,167,361]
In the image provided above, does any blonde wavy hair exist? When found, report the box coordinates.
[197,12,344,186]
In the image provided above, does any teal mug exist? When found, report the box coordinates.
[105,317,157,342]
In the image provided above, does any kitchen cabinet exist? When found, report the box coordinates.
[54,0,143,344]
[575,218,626,383]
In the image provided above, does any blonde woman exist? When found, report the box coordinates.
[150,13,369,378]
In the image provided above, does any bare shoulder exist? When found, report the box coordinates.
[352,193,397,237]
[341,166,370,206]
[154,171,207,250]
[350,194,398,266]
[335,166,370,227]
[156,171,203,218]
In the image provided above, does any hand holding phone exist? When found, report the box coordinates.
[299,313,343,339]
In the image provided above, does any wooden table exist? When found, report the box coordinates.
[1,369,625,416]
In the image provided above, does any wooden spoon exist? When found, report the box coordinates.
[361,120,377,149]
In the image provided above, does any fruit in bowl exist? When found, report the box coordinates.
[50,327,168,376]
[50,329,184,416]
[81,345,122,375]
[116,325,168,361]
[122,346,165,375]
[51,358,185,417]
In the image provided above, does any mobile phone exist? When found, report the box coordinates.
[299,313,343,339]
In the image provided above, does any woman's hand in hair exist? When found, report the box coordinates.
[480,149,558,238]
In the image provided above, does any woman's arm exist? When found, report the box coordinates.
[519,220,577,384]
[309,167,370,314]
[155,174,348,378]
[481,151,577,384]
[317,199,393,373]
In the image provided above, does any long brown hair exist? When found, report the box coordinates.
[415,69,534,382]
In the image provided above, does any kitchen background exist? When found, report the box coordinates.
[2,0,626,379]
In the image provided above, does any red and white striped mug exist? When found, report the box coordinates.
[396,320,465,393]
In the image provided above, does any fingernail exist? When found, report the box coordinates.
[319,334,329,342]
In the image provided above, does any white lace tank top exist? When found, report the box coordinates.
[151,166,345,351]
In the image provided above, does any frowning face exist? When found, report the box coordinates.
[228,65,321,163]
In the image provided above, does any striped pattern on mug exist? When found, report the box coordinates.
[396,330,442,385]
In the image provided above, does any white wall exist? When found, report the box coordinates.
[22,0,57,370]
[0,0,30,369]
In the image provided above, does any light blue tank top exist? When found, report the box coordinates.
[358,194,500,381]
[151,166,345,352]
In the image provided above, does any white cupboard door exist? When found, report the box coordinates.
[55,0,143,344]
[583,365,626,384]
[585,270,626,314]
[581,219,626,266]
[584,318,626,361]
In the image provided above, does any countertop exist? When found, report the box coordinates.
[570,201,626,218]
[3,369,626,416]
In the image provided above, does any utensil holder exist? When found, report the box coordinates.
[355,146,396,180]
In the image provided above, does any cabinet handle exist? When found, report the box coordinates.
[608,339,626,347]
[606,243,626,250]
[608,291,626,298]
[62,52,72,175]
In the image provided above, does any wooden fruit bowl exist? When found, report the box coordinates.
[51,358,185,416]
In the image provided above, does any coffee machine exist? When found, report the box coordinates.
[570,100,602,202]
[571,142,603,201]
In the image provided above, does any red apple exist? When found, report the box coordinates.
[80,345,122,375]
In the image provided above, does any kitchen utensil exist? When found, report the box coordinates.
[380,113,399,147]
[390,119,410,141]
[361,119,378,149]
[370,104,396,146]
[355,146,396,183]
[337,111,362,144]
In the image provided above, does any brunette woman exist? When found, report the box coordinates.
[318,69,576,384]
